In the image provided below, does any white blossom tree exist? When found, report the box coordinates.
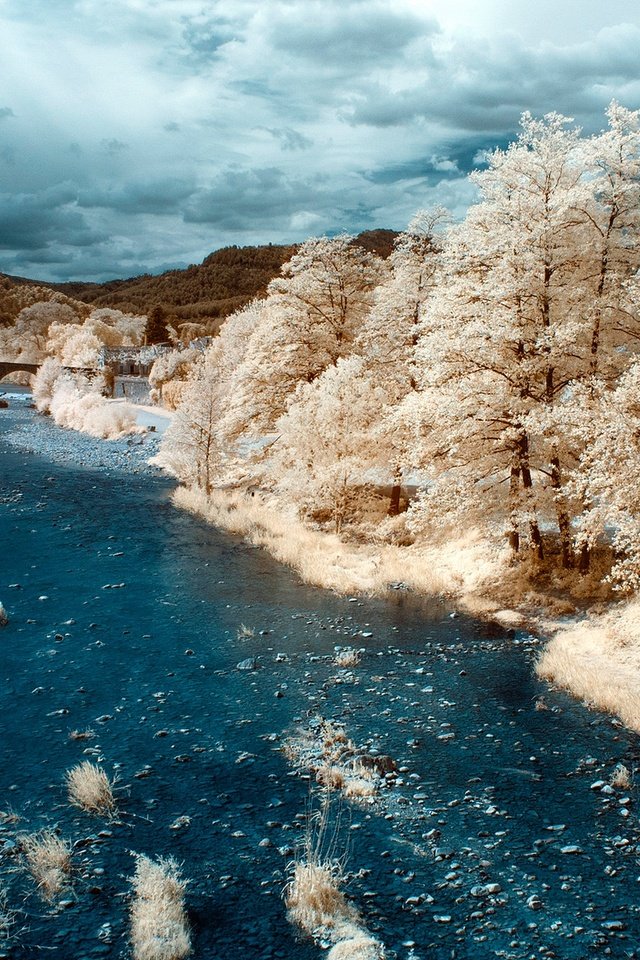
[224,236,386,440]
[409,112,590,563]
[269,356,386,532]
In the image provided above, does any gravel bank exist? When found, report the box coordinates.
[0,390,165,476]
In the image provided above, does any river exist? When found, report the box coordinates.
[0,392,638,959]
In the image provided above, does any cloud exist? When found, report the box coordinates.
[262,127,313,152]
[0,184,105,252]
[78,178,196,215]
[1,1,640,281]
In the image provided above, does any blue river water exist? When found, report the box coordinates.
[0,395,639,960]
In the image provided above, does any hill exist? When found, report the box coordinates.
[2,230,399,329]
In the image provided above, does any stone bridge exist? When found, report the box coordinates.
[0,360,40,381]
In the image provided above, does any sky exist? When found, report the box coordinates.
[1,0,640,282]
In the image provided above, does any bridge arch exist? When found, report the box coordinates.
[0,360,40,386]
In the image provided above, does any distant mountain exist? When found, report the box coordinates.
[2,230,399,329]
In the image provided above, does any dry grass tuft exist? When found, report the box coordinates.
[0,885,14,941]
[285,859,357,936]
[316,765,346,791]
[327,935,386,959]
[21,831,72,901]
[335,648,361,668]
[236,623,255,639]
[68,727,96,742]
[66,761,117,816]
[130,854,191,960]
[611,763,632,789]
[285,798,385,956]
[343,778,377,800]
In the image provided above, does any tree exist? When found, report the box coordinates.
[224,237,386,440]
[572,363,640,590]
[145,305,170,345]
[408,112,589,563]
[355,210,445,515]
[269,356,386,532]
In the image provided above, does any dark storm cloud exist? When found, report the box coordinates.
[263,3,438,67]
[2,0,640,281]
[78,178,196,215]
[0,184,105,251]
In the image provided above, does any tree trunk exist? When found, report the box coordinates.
[550,452,573,568]
[578,541,590,574]
[388,484,402,517]
[517,430,544,560]
[388,466,403,516]
[508,461,520,555]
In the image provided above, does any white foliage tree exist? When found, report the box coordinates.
[225,237,386,440]
[409,112,590,562]
[270,356,386,532]
[356,210,445,514]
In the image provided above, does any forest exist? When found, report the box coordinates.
[158,103,640,600]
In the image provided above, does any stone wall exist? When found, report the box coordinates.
[113,375,151,404]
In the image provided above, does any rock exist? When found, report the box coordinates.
[527,895,543,910]
[237,657,259,671]
[471,883,502,898]
[560,845,583,855]
[601,920,625,931]
[169,816,191,831]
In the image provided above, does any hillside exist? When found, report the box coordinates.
[2,230,398,329]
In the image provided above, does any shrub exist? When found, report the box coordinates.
[0,885,14,941]
[21,831,72,900]
[611,762,632,789]
[66,761,117,816]
[130,854,191,960]
[335,648,361,668]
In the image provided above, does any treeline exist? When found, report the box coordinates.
[159,104,640,593]
[3,232,398,329]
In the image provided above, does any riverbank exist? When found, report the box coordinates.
[173,485,640,736]
[0,389,167,473]
[5,389,640,738]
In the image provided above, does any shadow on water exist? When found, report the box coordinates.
[0,401,639,959]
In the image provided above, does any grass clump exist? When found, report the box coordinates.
[611,762,632,789]
[68,727,96,742]
[237,623,255,639]
[130,854,191,960]
[285,798,385,956]
[327,936,386,959]
[66,761,117,816]
[335,649,361,668]
[285,858,357,937]
[21,830,72,901]
[0,885,14,942]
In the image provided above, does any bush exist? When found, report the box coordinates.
[130,854,191,960]
[21,831,72,900]
[66,761,117,816]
